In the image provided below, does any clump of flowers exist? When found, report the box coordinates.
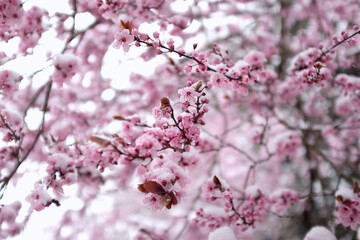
[335,182,360,230]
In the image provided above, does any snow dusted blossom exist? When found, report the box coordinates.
[335,184,360,230]
[178,86,200,104]
[26,182,58,212]
[304,226,336,240]
[183,64,192,73]
[287,47,329,85]
[17,6,47,53]
[0,0,24,41]
[0,70,22,96]
[275,133,302,162]
[97,0,126,19]
[0,201,22,238]
[244,50,267,66]
[167,38,174,50]
[0,146,19,175]
[231,81,249,96]
[153,31,159,39]
[45,152,77,195]
[335,95,355,116]
[0,108,22,132]
[0,0,23,24]
[200,178,273,232]
[201,176,229,202]
[234,185,269,231]
[216,63,227,73]
[113,29,133,52]
[335,74,360,95]
[1,0,360,239]
[270,189,299,214]
[137,152,186,210]
[52,54,79,87]
[210,72,228,88]
[81,141,120,172]
[135,133,162,157]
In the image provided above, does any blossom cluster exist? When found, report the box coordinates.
[0,70,22,97]
[335,183,360,230]
[52,54,79,87]
[199,177,299,233]
[0,1,47,53]
[0,201,22,238]
[65,80,211,210]
[1,0,360,239]
[112,22,270,96]
[0,0,24,41]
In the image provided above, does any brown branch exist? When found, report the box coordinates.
[61,19,101,54]
[23,82,47,116]
[134,36,256,82]
[169,106,191,146]
[0,81,52,198]
[0,114,19,140]
[315,30,360,62]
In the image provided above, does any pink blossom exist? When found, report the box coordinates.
[0,201,22,237]
[270,189,299,214]
[17,6,47,53]
[153,31,160,38]
[26,182,53,212]
[244,50,266,66]
[210,72,228,88]
[113,30,133,52]
[52,53,79,87]
[0,70,22,96]
[178,86,200,104]
[135,133,162,157]
[167,38,174,49]
[184,64,192,73]
[1,108,22,131]
[2,0,360,239]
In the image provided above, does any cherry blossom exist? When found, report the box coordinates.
[52,54,79,87]
[0,70,22,96]
[0,0,360,239]
[113,29,133,52]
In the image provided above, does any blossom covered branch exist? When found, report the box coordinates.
[0,0,360,239]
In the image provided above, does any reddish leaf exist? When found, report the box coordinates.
[343,199,353,206]
[336,195,343,202]
[213,175,222,188]
[160,97,171,109]
[168,58,175,65]
[141,181,166,195]
[50,134,57,143]
[160,192,172,209]
[353,181,359,193]
[120,20,132,34]
[195,81,203,91]
[169,191,178,205]
[137,184,148,193]
[113,115,126,120]
[89,136,111,147]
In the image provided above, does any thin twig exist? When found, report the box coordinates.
[315,30,360,62]
[0,81,52,198]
